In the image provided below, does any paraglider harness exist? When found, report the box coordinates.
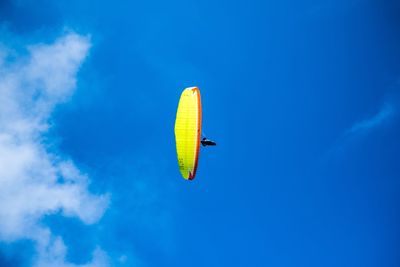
[201,138,216,147]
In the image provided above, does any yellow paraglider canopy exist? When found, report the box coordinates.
[174,87,202,180]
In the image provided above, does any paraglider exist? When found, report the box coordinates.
[174,87,216,180]
[201,137,216,147]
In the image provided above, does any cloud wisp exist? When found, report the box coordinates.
[345,103,395,136]
[0,32,109,266]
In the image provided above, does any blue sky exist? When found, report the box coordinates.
[0,0,400,266]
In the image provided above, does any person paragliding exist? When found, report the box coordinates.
[201,137,216,147]
[174,86,216,180]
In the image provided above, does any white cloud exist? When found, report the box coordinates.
[346,103,395,135]
[0,32,109,266]
[34,237,109,267]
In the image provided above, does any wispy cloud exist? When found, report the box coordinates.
[0,32,109,266]
[345,103,395,136]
